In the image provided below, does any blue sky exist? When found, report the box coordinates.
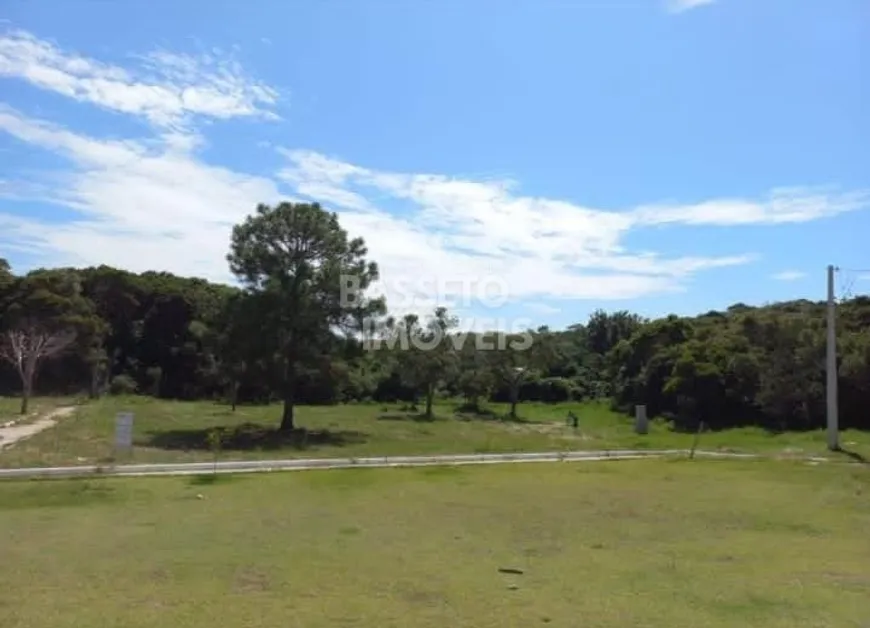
[0,0,867,331]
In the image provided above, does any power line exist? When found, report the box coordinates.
[834,267,870,302]
[838,272,856,302]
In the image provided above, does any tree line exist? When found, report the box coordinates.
[1,202,868,432]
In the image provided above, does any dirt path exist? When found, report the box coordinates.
[0,406,77,450]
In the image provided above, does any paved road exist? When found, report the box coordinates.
[0,406,77,450]
[0,448,791,480]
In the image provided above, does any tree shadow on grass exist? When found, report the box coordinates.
[187,474,244,486]
[452,404,545,425]
[377,412,438,423]
[834,446,869,465]
[144,422,368,452]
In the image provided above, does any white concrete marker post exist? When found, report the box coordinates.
[825,264,839,451]
[115,412,134,457]
[634,405,648,435]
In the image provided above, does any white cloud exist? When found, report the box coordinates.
[525,303,561,316]
[665,0,716,14]
[0,106,759,313]
[0,106,283,281]
[1,28,867,320]
[771,270,806,281]
[275,150,763,312]
[2,101,866,316]
[0,29,278,129]
[632,188,869,226]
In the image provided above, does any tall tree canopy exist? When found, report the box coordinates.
[388,307,460,418]
[226,202,383,430]
[0,268,102,413]
[2,218,870,436]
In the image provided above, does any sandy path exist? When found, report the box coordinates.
[0,406,77,450]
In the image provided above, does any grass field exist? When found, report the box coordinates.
[0,396,78,427]
[1,395,868,468]
[0,459,868,627]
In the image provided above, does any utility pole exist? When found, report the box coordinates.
[826,264,839,451]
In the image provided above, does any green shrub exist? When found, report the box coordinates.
[517,377,575,403]
[108,374,138,396]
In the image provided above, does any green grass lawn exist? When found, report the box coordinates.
[0,459,867,627]
[0,395,868,468]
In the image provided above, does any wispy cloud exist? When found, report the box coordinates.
[665,0,716,14]
[771,270,806,281]
[632,188,869,226]
[0,106,283,280]
[275,149,762,309]
[1,28,867,319]
[525,303,561,316]
[0,29,279,129]
[1,105,862,313]
[0,105,757,309]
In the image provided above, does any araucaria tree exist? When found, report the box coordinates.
[227,202,382,431]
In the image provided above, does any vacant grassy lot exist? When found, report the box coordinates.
[0,459,867,627]
[1,395,868,467]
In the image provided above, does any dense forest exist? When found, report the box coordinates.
[1,202,868,432]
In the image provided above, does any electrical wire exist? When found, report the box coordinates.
[835,267,870,302]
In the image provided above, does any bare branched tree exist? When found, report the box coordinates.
[0,326,77,414]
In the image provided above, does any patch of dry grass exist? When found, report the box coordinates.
[0,396,75,425]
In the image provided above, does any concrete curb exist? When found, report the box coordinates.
[0,448,792,480]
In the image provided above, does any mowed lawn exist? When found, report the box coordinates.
[0,459,868,628]
[1,395,870,468]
